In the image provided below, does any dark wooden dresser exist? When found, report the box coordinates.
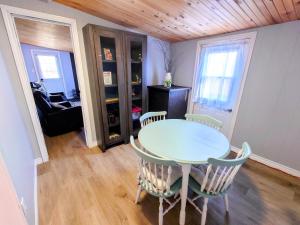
[147,85,190,119]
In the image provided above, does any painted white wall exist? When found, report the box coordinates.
[0,47,35,225]
[146,36,170,86]
[171,20,300,171]
[0,155,28,225]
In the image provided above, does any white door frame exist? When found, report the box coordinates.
[188,32,257,141]
[0,5,95,162]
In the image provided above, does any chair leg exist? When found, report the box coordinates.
[174,189,181,199]
[201,198,208,225]
[135,185,142,204]
[159,197,163,225]
[224,194,229,212]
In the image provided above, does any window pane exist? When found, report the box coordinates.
[224,51,237,77]
[37,55,60,79]
[206,52,227,77]
[205,50,237,78]
[200,77,222,100]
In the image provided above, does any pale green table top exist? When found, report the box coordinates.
[138,119,230,164]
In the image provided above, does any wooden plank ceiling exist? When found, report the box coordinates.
[54,0,300,42]
[15,18,73,52]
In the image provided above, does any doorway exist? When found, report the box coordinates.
[189,32,256,141]
[1,5,94,162]
[14,17,86,154]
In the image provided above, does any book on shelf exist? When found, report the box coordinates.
[103,71,112,85]
[103,48,113,60]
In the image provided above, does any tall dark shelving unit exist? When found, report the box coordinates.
[83,24,147,150]
[125,33,147,137]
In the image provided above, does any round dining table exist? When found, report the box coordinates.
[138,119,230,225]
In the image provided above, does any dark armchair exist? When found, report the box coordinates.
[33,90,83,136]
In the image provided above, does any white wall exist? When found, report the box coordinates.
[171,21,300,171]
[0,46,35,225]
[146,36,169,86]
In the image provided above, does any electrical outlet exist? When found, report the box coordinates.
[20,197,27,215]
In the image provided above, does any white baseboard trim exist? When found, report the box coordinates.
[34,157,43,166]
[34,159,39,225]
[231,146,300,178]
[87,140,98,148]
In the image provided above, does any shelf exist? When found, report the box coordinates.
[105,84,118,88]
[106,98,119,104]
[132,96,142,101]
[132,81,141,86]
[131,60,142,64]
[102,59,116,63]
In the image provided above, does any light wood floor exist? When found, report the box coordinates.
[38,131,300,225]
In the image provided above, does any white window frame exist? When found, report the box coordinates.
[32,49,62,80]
[188,32,257,141]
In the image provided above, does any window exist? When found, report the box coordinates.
[193,41,249,110]
[32,50,61,79]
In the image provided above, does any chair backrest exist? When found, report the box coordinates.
[185,113,223,130]
[140,111,167,128]
[200,142,251,195]
[130,136,176,194]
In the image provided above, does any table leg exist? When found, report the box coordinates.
[179,164,191,225]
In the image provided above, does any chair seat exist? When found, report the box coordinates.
[140,177,182,198]
[142,165,182,189]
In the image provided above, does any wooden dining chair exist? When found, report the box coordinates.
[188,142,252,225]
[185,113,223,130]
[140,111,167,128]
[130,136,182,225]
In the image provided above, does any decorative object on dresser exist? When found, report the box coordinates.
[83,24,146,150]
[148,85,190,119]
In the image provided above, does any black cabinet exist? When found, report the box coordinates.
[148,85,190,119]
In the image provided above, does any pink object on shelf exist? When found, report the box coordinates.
[132,106,142,113]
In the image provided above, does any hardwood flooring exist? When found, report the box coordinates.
[38,131,300,225]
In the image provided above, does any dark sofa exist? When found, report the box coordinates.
[33,90,83,136]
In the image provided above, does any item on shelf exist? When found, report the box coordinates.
[132,87,136,96]
[107,113,116,124]
[103,48,113,60]
[131,50,142,61]
[103,71,112,85]
[109,133,120,140]
[135,75,141,84]
[164,72,172,88]
[132,106,142,120]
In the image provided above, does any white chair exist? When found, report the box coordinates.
[130,136,182,225]
[140,111,167,128]
[185,113,224,172]
[185,113,223,130]
[188,143,252,225]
